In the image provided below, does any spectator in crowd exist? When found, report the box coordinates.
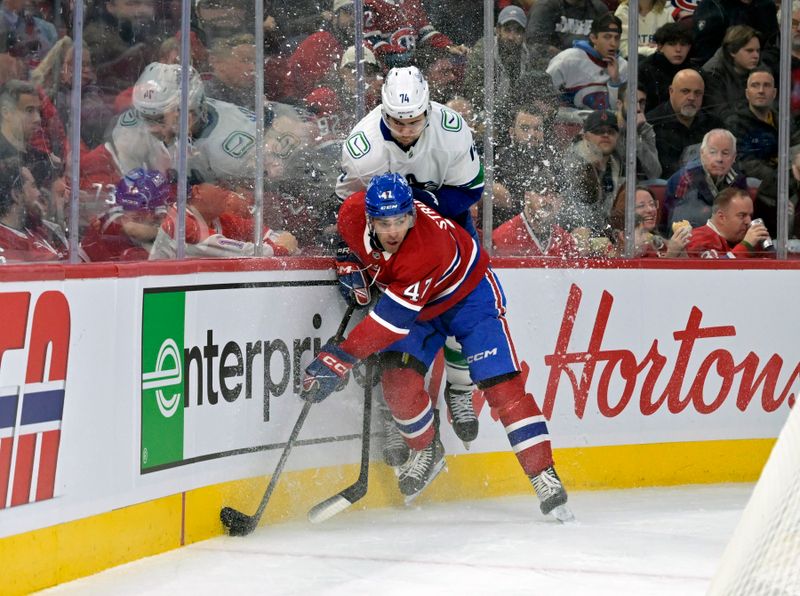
[30,37,115,150]
[547,13,628,111]
[665,128,747,231]
[493,94,561,226]
[562,109,623,233]
[419,51,465,104]
[80,168,171,261]
[728,68,800,182]
[616,81,662,180]
[80,63,315,190]
[463,5,525,120]
[83,0,166,93]
[267,0,330,54]
[204,33,258,110]
[364,0,468,69]
[282,0,356,102]
[523,0,609,71]
[0,157,67,262]
[647,68,722,178]
[690,0,778,70]
[492,169,580,257]
[701,25,763,124]
[609,183,691,257]
[638,22,692,113]
[149,181,298,259]
[424,0,486,47]
[0,0,57,69]
[304,45,383,143]
[614,0,674,59]
[686,186,772,257]
[0,80,62,187]
[194,0,252,46]
[753,151,800,240]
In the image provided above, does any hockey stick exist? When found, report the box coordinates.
[220,303,357,536]
[307,359,374,523]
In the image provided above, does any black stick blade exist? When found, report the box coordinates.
[220,506,258,536]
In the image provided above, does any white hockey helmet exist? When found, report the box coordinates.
[381,66,430,121]
[133,62,205,119]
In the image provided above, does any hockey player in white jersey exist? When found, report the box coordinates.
[335,66,483,464]
[104,62,315,186]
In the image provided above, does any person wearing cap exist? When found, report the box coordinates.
[546,13,629,111]
[492,169,580,258]
[303,45,383,142]
[562,109,624,233]
[523,0,610,71]
[283,0,356,101]
[463,5,526,118]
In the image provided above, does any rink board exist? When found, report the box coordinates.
[0,257,798,594]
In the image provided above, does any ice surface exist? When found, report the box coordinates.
[41,484,752,596]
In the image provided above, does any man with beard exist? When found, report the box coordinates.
[647,68,722,179]
[83,0,167,93]
[492,95,561,227]
[492,169,579,257]
[562,109,623,233]
[463,6,526,121]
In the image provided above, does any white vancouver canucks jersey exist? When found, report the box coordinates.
[335,101,482,200]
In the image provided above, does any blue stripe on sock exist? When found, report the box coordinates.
[397,407,434,436]
[507,422,549,448]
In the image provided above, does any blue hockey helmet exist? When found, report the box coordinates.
[114,168,171,212]
[364,173,414,219]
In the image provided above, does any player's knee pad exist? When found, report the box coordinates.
[443,337,473,388]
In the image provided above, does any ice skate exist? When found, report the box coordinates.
[530,465,575,523]
[398,412,446,503]
[444,382,478,449]
[380,404,410,467]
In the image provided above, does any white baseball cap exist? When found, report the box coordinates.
[340,45,378,69]
[333,0,354,12]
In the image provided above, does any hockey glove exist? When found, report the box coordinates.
[301,342,358,403]
[336,241,371,307]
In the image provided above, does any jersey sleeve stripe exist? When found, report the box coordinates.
[429,237,479,303]
[368,310,410,335]
[385,288,423,311]
[434,240,460,288]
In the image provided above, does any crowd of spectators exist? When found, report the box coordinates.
[0,0,797,264]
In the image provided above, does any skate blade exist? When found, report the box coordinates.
[403,460,447,506]
[461,441,471,450]
[550,504,576,524]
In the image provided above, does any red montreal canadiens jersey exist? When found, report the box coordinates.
[364,0,451,55]
[338,193,488,359]
[492,214,579,258]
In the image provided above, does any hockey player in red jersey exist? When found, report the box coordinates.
[80,168,171,262]
[302,173,574,521]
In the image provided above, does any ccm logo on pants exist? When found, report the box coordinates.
[466,348,497,363]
